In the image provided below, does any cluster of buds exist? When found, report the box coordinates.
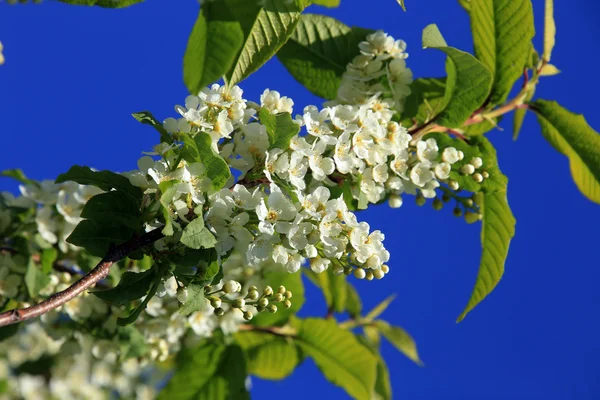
[459,156,489,184]
[203,280,292,321]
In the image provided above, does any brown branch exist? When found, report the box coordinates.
[0,227,165,327]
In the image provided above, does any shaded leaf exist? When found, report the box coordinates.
[259,109,300,150]
[180,132,231,191]
[93,268,156,306]
[303,267,347,314]
[180,218,217,250]
[56,166,142,203]
[184,4,244,94]
[179,283,209,316]
[67,220,134,258]
[81,191,142,230]
[25,258,49,299]
[132,111,173,144]
[346,282,362,318]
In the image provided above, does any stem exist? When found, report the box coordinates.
[0,227,165,327]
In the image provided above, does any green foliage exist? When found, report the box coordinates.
[252,269,305,327]
[0,169,37,186]
[227,0,307,86]
[92,268,156,306]
[312,0,340,7]
[364,295,396,321]
[375,320,422,365]
[40,248,57,275]
[294,318,378,400]
[235,330,300,380]
[458,0,471,11]
[470,0,535,104]
[179,132,231,191]
[179,283,209,316]
[345,282,362,318]
[403,77,447,124]
[180,218,217,250]
[25,258,50,298]
[532,100,600,203]
[304,267,347,313]
[67,220,134,257]
[117,267,162,326]
[183,4,244,95]
[158,180,179,236]
[80,191,142,230]
[457,190,515,321]
[422,24,493,128]
[0,323,20,343]
[55,165,142,203]
[543,0,556,62]
[277,14,370,100]
[259,109,300,150]
[131,111,173,144]
[513,87,535,140]
[159,342,249,400]
[58,0,143,7]
[396,0,407,11]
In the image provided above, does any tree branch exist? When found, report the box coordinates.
[0,227,164,327]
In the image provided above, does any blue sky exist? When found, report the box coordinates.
[1,0,600,399]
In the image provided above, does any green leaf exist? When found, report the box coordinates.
[235,331,300,380]
[539,63,560,76]
[396,0,406,11]
[294,318,378,400]
[228,0,306,86]
[532,100,600,203]
[457,190,515,321]
[356,335,391,400]
[0,169,37,186]
[0,323,20,343]
[180,218,217,250]
[158,180,179,236]
[364,295,396,321]
[277,14,370,100]
[543,0,556,62]
[40,248,57,275]
[55,166,142,203]
[252,270,304,327]
[303,268,347,314]
[470,0,535,104]
[259,109,300,150]
[132,111,173,144]
[346,282,362,318]
[67,220,134,257]
[375,320,422,365]
[81,191,142,230]
[312,0,340,7]
[179,283,209,316]
[117,326,149,360]
[159,343,249,400]
[422,24,493,128]
[158,341,226,400]
[180,132,231,191]
[57,0,143,7]
[93,268,156,306]
[458,0,471,11]
[25,258,50,299]
[402,77,447,124]
[183,4,244,95]
[117,273,160,326]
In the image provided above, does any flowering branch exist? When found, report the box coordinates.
[0,227,164,327]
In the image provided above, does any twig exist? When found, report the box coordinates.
[0,227,165,327]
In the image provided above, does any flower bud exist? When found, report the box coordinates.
[223,280,240,294]
[283,300,292,309]
[243,311,253,321]
[461,164,475,175]
[354,268,366,279]
[285,290,293,299]
[388,194,403,208]
[233,299,245,309]
[465,198,474,207]
[263,286,273,296]
[247,289,259,301]
[381,264,390,274]
[332,265,345,275]
[448,180,460,191]
[204,285,212,293]
[256,305,266,313]
[249,285,258,292]
[268,304,278,313]
[365,270,374,281]
[214,307,225,316]
[453,207,463,217]
[457,150,465,160]
[432,198,443,211]
[472,173,483,183]
[415,194,426,207]
[277,285,286,295]
[482,171,490,179]
[442,193,451,203]
[258,298,269,308]
[274,293,284,302]
[59,272,71,284]
[470,157,483,169]
[344,266,353,275]
[373,269,385,279]
[210,297,222,308]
